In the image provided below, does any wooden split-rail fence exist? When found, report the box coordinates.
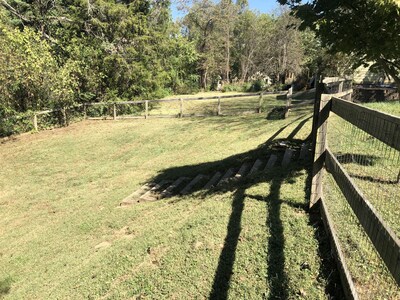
[310,78,400,299]
[24,91,295,132]
[82,91,291,120]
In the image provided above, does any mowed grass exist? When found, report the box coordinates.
[363,100,400,116]
[0,102,336,299]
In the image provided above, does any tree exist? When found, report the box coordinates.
[1,0,199,102]
[183,0,220,89]
[0,21,58,111]
[278,0,400,87]
[300,30,356,79]
[215,0,238,82]
[256,11,304,84]
[232,10,259,82]
[232,12,274,82]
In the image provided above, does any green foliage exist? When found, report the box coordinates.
[0,108,33,137]
[220,81,267,93]
[51,60,80,108]
[279,0,400,86]
[221,83,245,93]
[0,24,56,111]
[247,80,264,92]
[0,0,201,135]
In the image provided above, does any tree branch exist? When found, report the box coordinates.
[1,0,30,23]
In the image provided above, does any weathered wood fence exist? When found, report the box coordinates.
[83,91,287,120]
[3,91,299,138]
[310,78,400,299]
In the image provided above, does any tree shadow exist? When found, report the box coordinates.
[208,170,294,300]
[336,153,379,166]
[287,115,313,140]
[0,277,11,297]
[148,115,309,182]
[266,106,287,120]
[209,188,246,300]
[145,118,343,299]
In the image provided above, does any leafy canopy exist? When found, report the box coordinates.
[278,0,400,85]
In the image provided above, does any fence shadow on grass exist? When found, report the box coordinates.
[145,115,344,299]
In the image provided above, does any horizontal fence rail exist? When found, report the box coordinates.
[325,148,400,284]
[319,198,359,300]
[83,91,285,106]
[83,91,290,121]
[2,91,298,138]
[331,97,400,151]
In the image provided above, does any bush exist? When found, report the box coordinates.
[265,83,288,92]
[246,80,265,92]
[0,109,34,137]
[221,84,241,92]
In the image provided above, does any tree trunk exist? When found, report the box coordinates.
[378,58,400,92]
[200,69,208,90]
[281,74,286,85]
[225,27,230,82]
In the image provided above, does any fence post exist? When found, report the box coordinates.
[285,86,293,118]
[311,76,324,158]
[310,94,332,208]
[83,104,87,119]
[180,98,183,118]
[33,114,38,131]
[113,103,117,120]
[217,97,221,116]
[62,107,67,126]
[258,92,264,113]
[145,100,149,119]
[347,80,353,102]
[338,81,344,93]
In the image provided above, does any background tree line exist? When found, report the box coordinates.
[0,0,199,116]
[3,0,395,120]
[0,0,325,118]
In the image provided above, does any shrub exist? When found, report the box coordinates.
[0,108,34,137]
[246,80,265,92]
[221,83,250,93]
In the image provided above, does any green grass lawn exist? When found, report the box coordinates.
[363,100,400,116]
[0,102,341,299]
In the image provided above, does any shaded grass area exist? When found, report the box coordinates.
[0,107,341,299]
[0,278,11,297]
[325,102,400,298]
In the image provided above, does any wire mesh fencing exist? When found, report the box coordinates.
[310,76,400,298]
[324,109,400,298]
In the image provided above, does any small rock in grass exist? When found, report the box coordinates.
[95,241,111,250]
[193,241,203,250]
